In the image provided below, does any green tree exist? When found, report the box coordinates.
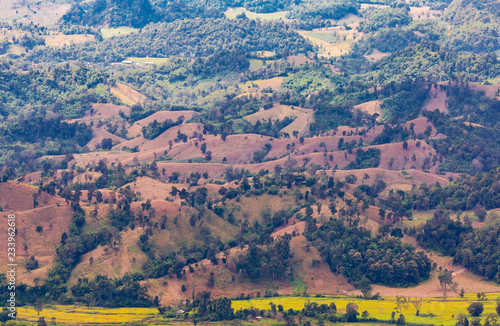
[468,302,484,317]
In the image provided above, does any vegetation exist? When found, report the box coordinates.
[305,218,432,286]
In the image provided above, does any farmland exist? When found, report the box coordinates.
[17,293,500,325]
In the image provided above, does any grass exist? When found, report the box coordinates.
[101,27,139,39]
[291,277,308,295]
[233,293,500,325]
[224,7,289,21]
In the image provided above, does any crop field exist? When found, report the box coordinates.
[101,27,139,38]
[224,7,289,21]
[232,293,500,326]
[18,293,499,325]
[17,306,158,324]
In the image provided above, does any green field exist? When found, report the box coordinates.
[232,293,500,326]
[303,31,339,43]
[101,27,139,39]
[224,7,289,21]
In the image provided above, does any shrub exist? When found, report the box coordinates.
[467,302,484,316]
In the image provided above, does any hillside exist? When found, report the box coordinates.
[1,0,500,324]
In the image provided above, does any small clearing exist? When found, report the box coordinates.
[224,7,289,21]
[364,49,390,62]
[354,100,382,117]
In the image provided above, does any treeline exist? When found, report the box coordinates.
[357,8,412,33]
[191,0,298,13]
[62,0,221,28]
[351,29,420,56]
[142,117,183,139]
[410,209,500,283]
[30,18,312,63]
[305,218,432,287]
[70,274,152,307]
[0,64,110,117]
[235,237,291,281]
[425,110,500,173]
[384,169,500,213]
[365,42,500,83]
[442,0,500,53]
[1,116,92,148]
[287,0,359,30]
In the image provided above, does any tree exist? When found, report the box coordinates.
[35,300,43,317]
[346,302,359,322]
[456,313,469,326]
[496,300,500,315]
[438,270,453,295]
[397,314,405,326]
[410,298,423,316]
[359,277,372,298]
[395,296,409,314]
[101,138,113,150]
[467,302,484,317]
[474,204,487,222]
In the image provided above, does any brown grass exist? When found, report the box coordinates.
[86,128,126,151]
[1,204,73,285]
[44,33,95,47]
[354,100,382,117]
[0,0,71,26]
[287,56,313,66]
[65,103,130,127]
[364,49,390,62]
[70,228,148,283]
[470,82,500,100]
[422,84,449,114]
[127,110,197,137]
[243,105,314,137]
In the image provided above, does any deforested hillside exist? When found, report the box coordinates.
[1,0,500,324]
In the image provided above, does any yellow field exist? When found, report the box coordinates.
[17,305,157,324]
[101,27,139,39]
[233,293,500,325]
[15,293,500,325]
